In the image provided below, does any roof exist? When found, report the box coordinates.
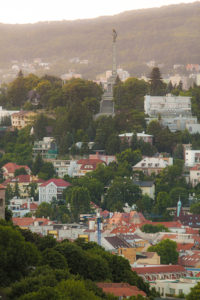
[12,217,52,227]
[177,243,194,252]
[96,283,146,297]
[2,162,30,173]
[190,164,200,171]
[40,178,71,188]
[133,157,171,169]
[133,181,154,187]
[20,203,38,211]
[179,251,200,267]
[132,265,186,274]
[104,236,131,249]
[0,183,5,189]
[77,159,105,170]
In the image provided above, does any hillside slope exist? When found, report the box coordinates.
[1,2,200,77]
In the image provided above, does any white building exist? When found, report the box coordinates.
[144,95,198,132]
[185,150,200,167]
[39,178,71,203]
[186,123,200,134]
[49,159,71,178]
[133,157,173,176]
[190,164,200,187]
[0,106,19,122]
[119,132,153,145]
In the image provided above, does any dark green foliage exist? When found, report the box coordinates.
[14,167,28,177]
[149,67,166,96]
[148,239,178,264]
[141,224,169,233]
[186,282,200,300]
[38,162,55,180]
[0,225,40,286]
[41,248,68,270]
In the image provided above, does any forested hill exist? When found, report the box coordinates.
[1,2,200,77]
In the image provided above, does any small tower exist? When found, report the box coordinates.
[0,184,6,219]
[97,210,101,246]
[177,196,182,218]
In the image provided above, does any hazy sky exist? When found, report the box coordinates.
[0,0,197,24]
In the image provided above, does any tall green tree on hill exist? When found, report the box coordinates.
[149,67,166,96]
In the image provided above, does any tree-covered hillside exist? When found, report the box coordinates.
[1,2,200,77]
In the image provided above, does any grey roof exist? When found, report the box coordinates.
[104,236,131,249]
[133,181,154,187]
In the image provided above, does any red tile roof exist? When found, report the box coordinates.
[132,265,186,275]
[96,283,146,297]
[179,251,200,267]
[177,243,194,252]
[40,178,71,187]
[77,159,105,170]
[190,164,200,171]
[20,203,38,211]
[0,183,5,189]
[12,217,52,227]
[15,174,31,183]
[3,162,30,173]
[151,221,182,228]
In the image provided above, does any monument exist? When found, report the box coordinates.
[95,29,118,118]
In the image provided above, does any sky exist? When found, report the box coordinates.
[0,0,198,24]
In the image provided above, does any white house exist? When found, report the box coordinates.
[185,150,200,167]
[39,178,71,203]
[190,164,200,187]
[133,157,173,176]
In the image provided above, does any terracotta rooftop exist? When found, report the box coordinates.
[96,282,146,297]
[132,265,186,274]
[20,203,38,211]
[12,217,52,227]
[40,178,71,187]
[177,243,194,252]
[179,251,200,267]
[3,162,30,174]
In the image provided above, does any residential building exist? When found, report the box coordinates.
[189,164,200,187]
[96,282,146,299]
[133,157,173,176]
[50,159,71,178]
[0,106,19,121]
[8,198,38,217]
[2,175,43,197]
[11,111,37,129]
[132,265,187,282]
[32,137,58,159]
[0,184,5,219]
[144,95,198,132]
[185,150,200,167]
[75,159,106,176]
[118,132,153,145]
[89,152,116,165]
[136,252,160,265]
[2,162,31,179]
[133,181,155,199]
[39,178,71,203]
[151,277,200,298]
[12,217,53,229]
[186,123,200,134]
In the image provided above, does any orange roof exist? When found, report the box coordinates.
[96,283,146,297]
[190,164,200,171]
[40,178,71,187]
[3,162,30,173]
[12,217,52,227]
[132,265,186,274]
[77,159,105,170]
[20,203,38,211]
[177,243,194,251]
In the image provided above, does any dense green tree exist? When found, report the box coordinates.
[136,195,154,215]
[38,162,55,180]
[68,186,91,221]
[190,202,200,214]
[7,71,28,107]
[41,248,68,270]
[14,167,28,177]
[186,282,200,300]
[149,67,166,96]
[148,239,178,264]
[32,154,44,175]
[117,148,142,166]
[141,224,169,233]
[0,225,39,285]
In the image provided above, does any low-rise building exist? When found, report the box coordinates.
[11,111,37,129]
[50,159,71,178]
[118,132,153,145]
[2,162,31,179]
[133,157,173,176]
[75,159,106,176]
[39,178,71,203]
[8,198,38,217]
[185,150,200,167]
[32,137,58,159]
[190,164,200,187]
[133,181,155,199]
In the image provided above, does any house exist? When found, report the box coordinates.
[0,184,5,219]
[11,111,37,129]
[132,265,187,282]
[2,162,31,179]
[32,137,58,159]
[185,150,200,167]
[12,216,53,229]
[189,164,200,186]
[151,277,200,298]
[75,159,106,176]
[133,157,173,176]
[144,95,198,132]
[89,152,116,165]
[133,181,155,199]
[49,159,71,178]
[2,175,44,198]
[136,252,160,265]
[8,198,38,217]
[96,282,146,299]
[39,178,71,203]
[118,132,153,145]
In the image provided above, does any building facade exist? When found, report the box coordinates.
[39,178,71,203]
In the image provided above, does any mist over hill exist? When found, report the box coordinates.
[1,1,200,78]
